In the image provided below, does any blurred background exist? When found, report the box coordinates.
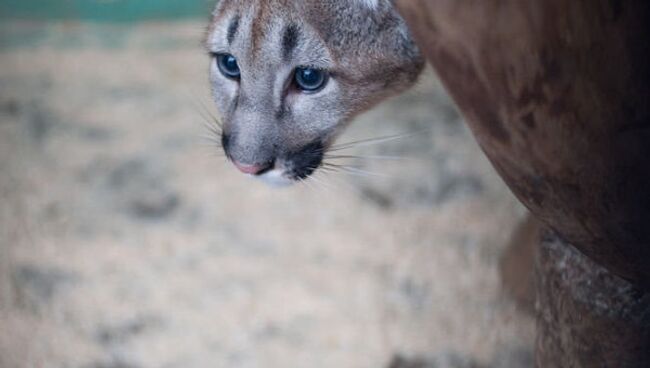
[0,1,533,367]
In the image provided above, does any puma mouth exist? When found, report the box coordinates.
[223,136,325,185]
[257,153,324,186]
[253,161,321,187]
[255,167,295,187]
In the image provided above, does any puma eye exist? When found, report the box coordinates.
[215,53,241,80]
[294,67,328,92]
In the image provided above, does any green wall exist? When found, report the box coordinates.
[0,0,215,22]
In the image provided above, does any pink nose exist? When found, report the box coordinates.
[233,161,269,175]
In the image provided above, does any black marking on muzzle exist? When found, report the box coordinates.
[221,132,232,160]
[287,140,324,180]
[255,161,275,176]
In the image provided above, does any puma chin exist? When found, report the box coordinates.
[205,0,424,185]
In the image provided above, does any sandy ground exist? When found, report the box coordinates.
[0,22,533,368]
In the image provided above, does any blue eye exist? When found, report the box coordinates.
[216,53,241,79]
[294,67,328,92]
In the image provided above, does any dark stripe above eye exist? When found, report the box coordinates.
[282,24,300,60]
[227,15,240,45]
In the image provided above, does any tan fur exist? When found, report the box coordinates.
[206,0,425,185]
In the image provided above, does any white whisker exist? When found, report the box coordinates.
[327,130,425,152]
[298,176,319,194]
[324,154,410,161]
[316,169,358,193]
[200,134,222,142]
[322,163,386,178]
[307,173,337,193]
[195,96,223,129]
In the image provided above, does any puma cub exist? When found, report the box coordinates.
[205,0,424,185]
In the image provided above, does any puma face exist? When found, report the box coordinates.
[206,0,423,186]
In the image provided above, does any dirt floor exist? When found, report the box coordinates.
[0,22,534,368]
